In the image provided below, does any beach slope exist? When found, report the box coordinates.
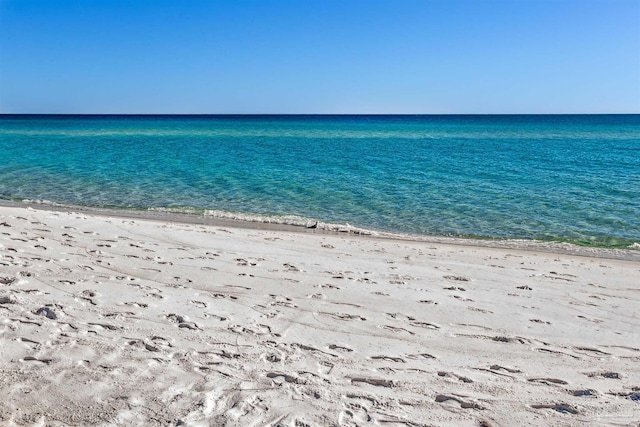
[0,206,638,426]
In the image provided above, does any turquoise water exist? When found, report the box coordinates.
[0,114,638,248]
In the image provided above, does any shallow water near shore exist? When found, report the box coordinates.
[1,114,638,248]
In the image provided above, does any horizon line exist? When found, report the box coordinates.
[1,112,639,116]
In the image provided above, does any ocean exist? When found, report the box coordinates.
[0,114,638,248]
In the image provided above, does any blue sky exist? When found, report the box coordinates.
[1,0,638,114]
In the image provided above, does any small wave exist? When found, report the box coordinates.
[629,242,640,250]
[147,206,205,215]
[21,198,69,207]
[202,209,377,235]
[203,209,313,226]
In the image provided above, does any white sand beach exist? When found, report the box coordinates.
[0,205,638,426]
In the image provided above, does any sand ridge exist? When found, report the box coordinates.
[0,206,639,426]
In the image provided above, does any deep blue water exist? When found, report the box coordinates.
[1,114,638,248]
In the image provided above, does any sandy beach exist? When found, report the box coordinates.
[0,204,638,426]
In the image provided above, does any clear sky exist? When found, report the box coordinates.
[0,0,638,114]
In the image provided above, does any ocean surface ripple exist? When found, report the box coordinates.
[1,114,638,248]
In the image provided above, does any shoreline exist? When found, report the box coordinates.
[2,199,638,262]
[0,203,639,425]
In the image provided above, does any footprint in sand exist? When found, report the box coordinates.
[22,356,53,365]
[166,313,200,330]
[371,355,405,363]
[318,283,340,290]
[571,389,598,397]
[406,353,437,360]
[351,377,394,388]
[444,275,470,282]
[235,258,256,266]
[88,322,120,331]
[328,344,353,353]
[339,404,371,424]
[587,371,622,379]
[34,306,57,319]
[166,313,186,323]
[124,302,148,308]
[190,300,207,308]
[289,343,337,358]
[529,318,551,324]
[573,346,610,357]
[437,371,473,383]
[489,364,521,373]
[209,292,238,301]
[381,325,414,335]
[320,312,366,321]
[127,339,160,352]
[531,403,578,414]
[264,352,282,362]
[178,322,199,330]
[146,292,164,299]
[435,394,484,410]
[410,321,440,330]
[77,290,98,305]
[627,391,640,401]
[266,372,300,384]
[527,378,568,386]
[577,315,604,324]
[203,313,227,321]
[0,295,17,305]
